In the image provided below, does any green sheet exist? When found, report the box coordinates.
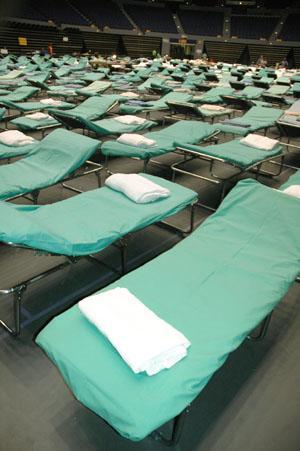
[0,69,23,80]
[234,86,265,99]
[101,121,216,159]
[0,86,39,103]
[76,81,112,97]
[215,106,282,136]
[198,106,232,118]
[0,140,38,159]
[83,117,157,136]
[266,84,289,95]
[10,116,59,132]
[0,129,100,200]
[292,83,300,94]
[176,138,283,168]
[82,73,106,82]
[0,174,196,255]
[119,92,192,114]
[50,95,123,121]
[36,179,300,441]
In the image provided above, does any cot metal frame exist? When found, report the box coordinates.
[102,130,221,175]
[0,236,131,337]
[164,101,233,124]
[6,159,103,203]
[49,101,119,131]
[172,145,285,211]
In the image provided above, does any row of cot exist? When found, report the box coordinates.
[1,54,300,446]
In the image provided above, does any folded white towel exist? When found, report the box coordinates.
[120,91,139,98]
[40,98,62,106]
[283,185,300,199]
[117,133,156,147]
[0,130,35,146]
[78,287,190,376]
[25,112,51,121]
[240,134,279,151]
[114,115,146,125]
[105,173,170,204]
[201,104,226,111]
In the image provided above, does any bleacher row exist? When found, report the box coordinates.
[0,0,300,42]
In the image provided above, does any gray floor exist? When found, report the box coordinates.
[0,106,300,451]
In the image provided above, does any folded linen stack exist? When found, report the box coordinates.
[120,91,139,98]
[0,130,35,146]
[105,173,170,203]
[201,104,226,111]
[283,185,300,199]
[117,133,156,147]
[114,115,146,125]
[78,287,190,376]
[40,98,62,106]
[25,112,51,121]
[240,134,279,151]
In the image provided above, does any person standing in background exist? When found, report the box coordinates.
[47,43,53,56]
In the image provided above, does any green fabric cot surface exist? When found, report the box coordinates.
[0,174,197,255]
[291,75,300,83]
[197,106,232,118]
[83,117,157,136]
[10,116,59,132]
[234,86,265,99]
[82,73,106,82]
[50,95,123,121]
[0,86,39,103]
[193,87,235,104]
[137,76,168,93]
[36,179,300,441]
[0,129,100,200]
[3,100,74,112]
[266,84,290,95]
[76,81,112,97]
[215,106,282,136]
[175,138,283,168]
[101,121,216,159]
[0,69,23,80]
[119,92,192,114]
[276,77,291,85]
[279,170,300,190]
[292,83,300,94]
[0,140,38,159]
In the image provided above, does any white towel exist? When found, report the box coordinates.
[283,185,300,199]
[0,130,35,146]
[117,133,156,147]
[114,115,146,125]
[25,112,51,121]
[120,91,139,98]
[240,134,279,151]
[201,104,226,111]
[40,98,62,106]
[105,173,170,204]
[78,287,190,376]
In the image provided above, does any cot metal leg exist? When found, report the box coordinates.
[248,313,273,341]
[143,158,149,173]
[119,238,128,275]
[0,284,26,336]
[151,407,189,447]
[158,202,196,235]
